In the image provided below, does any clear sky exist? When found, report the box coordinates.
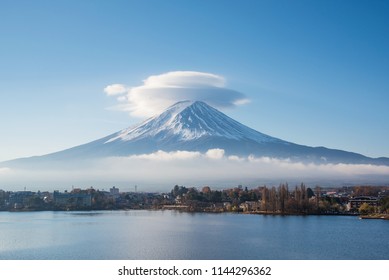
[1,0,388,163]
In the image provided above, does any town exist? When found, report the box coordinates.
[1,184,389,219]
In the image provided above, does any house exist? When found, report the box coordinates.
[240,201,261,212]
[348,196,379,210]
[8,191,35,208]
[53,191,92,208]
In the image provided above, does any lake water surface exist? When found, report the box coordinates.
[0,210,388,260]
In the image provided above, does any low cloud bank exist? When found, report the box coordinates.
[0,167,11,175]
[114,149,389,176]
[1,149,388,191]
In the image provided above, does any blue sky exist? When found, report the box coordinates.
[1,0,388,162]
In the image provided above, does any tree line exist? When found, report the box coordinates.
[170,184,389,215]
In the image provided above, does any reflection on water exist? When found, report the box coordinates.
[66,212,105,216]
[0,210,388,260]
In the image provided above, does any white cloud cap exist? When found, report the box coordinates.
[105,71,249,118]
[143,71,225,88]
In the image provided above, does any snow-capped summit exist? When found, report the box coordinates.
[106,100,281,144]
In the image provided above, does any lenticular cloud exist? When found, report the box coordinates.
[105,71,249,118]
[144,71,225,88]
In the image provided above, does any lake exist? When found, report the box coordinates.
[0,210,388,260]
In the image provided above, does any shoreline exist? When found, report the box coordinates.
[1,207,377,219]
[359,214,389,220]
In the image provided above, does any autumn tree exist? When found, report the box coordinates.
[380,196,389,213]
[261,187,269,212]
[278,183,288,214]
[359,203,375,215]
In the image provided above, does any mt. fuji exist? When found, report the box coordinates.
[102,100,285,155]
[3,100,389,166]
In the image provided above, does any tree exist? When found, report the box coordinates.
[380,196,389,213]
[269,186,277,212]
[171,185,188,197]
[315,186,321,212]
[261,187,268,212]
[209,190,222,202]
[278,183,288,214]
[353,186,380,197]
[359,203,375,215]
[307,187,315,199]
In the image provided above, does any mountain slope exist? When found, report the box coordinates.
[106,100,280,143]
[2,100,389,166]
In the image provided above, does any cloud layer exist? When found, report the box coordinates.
[2,149,389,191]
[105,71,249,118]
[0,167,10,175]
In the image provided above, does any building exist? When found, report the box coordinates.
[110,186,120,196]
[348,196,379,210]
[239,201,261,212]
[53,191,92,208]
[8,191,35,208]
[0,190,8,207]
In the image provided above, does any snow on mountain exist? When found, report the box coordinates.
[106,100,281,144]
[2,100,389,166]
